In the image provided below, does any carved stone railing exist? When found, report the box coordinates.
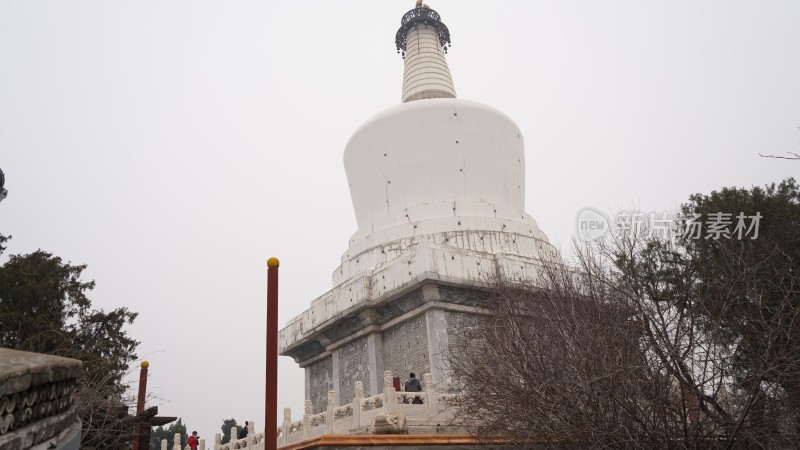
[209,370,458,450]
[361,394,384,411]
[162,433,205,450]
[282,371,455,446]
[437,392,459,408]
[308,412,325,427]
[396,391,427,405]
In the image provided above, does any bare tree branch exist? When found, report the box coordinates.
[759,152,800,160]
[447,228,799,448]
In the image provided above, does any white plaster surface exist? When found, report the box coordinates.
[343,98,537,249]
[279,241,555,353]
[401,26,456,103]
[280,98,561,355]
[279,23,560,377]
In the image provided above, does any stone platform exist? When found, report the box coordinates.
[278,434,514,450]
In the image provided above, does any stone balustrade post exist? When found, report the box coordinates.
[161,439,168,450]
[303,399,312,440]
[282,408,291,446]
[326,390,336,434]
[383,370,397,415]
[214,433,221,450]
[424,372,438,418]
[353,380,364,429]
[173,433,181,450]
[248,421,255,446]
[199,438,206,450]
[231,425,239,446]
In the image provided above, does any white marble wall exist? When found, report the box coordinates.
[279,242,555,353]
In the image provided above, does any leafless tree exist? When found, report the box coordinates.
[74,368,139,450]
[447,231,799,449]
[759,152,799,160]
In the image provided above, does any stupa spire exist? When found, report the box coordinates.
[395,3,456,103]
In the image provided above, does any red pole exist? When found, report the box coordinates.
[265,257,280,450]
[132,361,149,450]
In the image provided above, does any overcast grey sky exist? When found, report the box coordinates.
[1,0,798,444]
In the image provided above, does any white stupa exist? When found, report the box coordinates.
[279,2,558,423]
[334,4,556,287]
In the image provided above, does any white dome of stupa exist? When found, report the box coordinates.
[332,4,557,285]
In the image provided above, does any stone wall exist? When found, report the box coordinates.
[439,285,486,308]
[444,310,483,392]
[445,310,481,338]
[281,248,552,357]
[382,314,430,382]
[0,348,82,450]
[307,356,333,414]
[336,337,370,405]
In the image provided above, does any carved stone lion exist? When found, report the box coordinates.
[371,413,407,434]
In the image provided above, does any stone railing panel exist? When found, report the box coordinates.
[332,404,354,433]
[306,420,326,438]
[307,411,326,438]
[288,419,303,433]
[287,431,305,445]
[437,393,459,408]
[360,394,384,411]
[333,404,352,418]
[308,412,325,428]
[210,372,460,448]
[396,391,427,405]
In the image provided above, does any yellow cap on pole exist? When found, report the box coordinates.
[267,257,280,269]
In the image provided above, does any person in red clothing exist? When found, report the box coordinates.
[187,431,199,450]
